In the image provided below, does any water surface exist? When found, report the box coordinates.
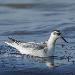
[0,0,75,74]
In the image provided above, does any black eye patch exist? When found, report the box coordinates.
[57,32,61,35]
[53,32,61,35]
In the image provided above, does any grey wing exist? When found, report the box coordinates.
[8,37,47,50]
[22,42,47,50]
[33,42,47,50]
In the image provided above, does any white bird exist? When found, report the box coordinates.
[5,30,68,67]
[5,30,68,57]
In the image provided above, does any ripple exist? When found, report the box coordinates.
[0,3,72,10]
[1,30,49,36]
[0,3,37,9]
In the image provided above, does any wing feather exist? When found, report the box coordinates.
[8,37,47,50]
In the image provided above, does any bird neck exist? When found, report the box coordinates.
[47,35,57,56]
[47,36,57,46]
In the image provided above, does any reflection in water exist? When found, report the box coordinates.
[41,56,54,67]
[24,55,55,67]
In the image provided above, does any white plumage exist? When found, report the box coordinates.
[5,40,48,57]
[5,30,68,67]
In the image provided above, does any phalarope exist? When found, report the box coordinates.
[5,30,68,67]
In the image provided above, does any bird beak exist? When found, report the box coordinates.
[61,36,68,43]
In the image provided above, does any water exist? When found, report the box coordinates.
[0,0,75,74]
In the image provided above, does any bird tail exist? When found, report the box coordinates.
[8,37,19,43]
[5,37,20,48]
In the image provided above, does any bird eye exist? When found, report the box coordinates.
[57,32,61,35]
[53,32,61,35]
[53,32,56,35]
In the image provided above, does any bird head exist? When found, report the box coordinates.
[51,30,68,43]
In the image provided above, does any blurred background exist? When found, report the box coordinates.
[0,0,75,74]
